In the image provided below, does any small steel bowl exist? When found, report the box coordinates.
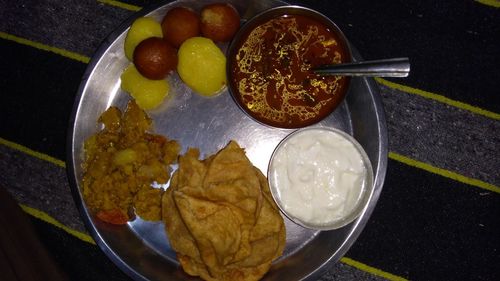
[267,127,374,230]
[226,5,353,129]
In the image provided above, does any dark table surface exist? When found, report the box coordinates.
[1,0,499,280]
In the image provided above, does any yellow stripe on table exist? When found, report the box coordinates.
[20,204,95,245]
[0,31,90,64]
[475,0,500,8]
[97,0,141,11]
[341,257,409,281]
[376,78,500,121]
[389,152,500,194]
[0,137,65,168]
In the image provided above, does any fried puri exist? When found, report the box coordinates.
[162,141,285,281]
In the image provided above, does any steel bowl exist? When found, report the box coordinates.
[227,5,353,129]
[268,127,375,231]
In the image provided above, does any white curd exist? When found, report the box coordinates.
[268,128,372,229]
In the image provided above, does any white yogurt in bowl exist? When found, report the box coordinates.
[268,127,374,230]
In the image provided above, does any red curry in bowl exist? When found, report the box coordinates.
[228,6,352,128]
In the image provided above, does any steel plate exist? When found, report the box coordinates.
[67,0,388,280]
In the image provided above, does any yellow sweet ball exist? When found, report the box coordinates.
[120,64,169,110]
[177,37,227,96]
[124,17,163,61]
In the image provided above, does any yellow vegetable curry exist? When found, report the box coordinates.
[82,100,180,224]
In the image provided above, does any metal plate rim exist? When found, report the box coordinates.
[66,1,388,280]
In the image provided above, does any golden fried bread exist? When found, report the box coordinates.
[162,141,285,281]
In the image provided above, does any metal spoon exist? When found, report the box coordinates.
[313,57,410,77]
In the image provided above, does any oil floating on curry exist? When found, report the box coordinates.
[229,14,351,128]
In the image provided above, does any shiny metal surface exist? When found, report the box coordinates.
[66,0,388,280]
[313,57,410,77]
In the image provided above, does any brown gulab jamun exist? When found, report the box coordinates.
[133,37,177,80]
[161,7,200,48]
[200,3,240,42]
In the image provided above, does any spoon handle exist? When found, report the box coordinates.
[313,57,410,77]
